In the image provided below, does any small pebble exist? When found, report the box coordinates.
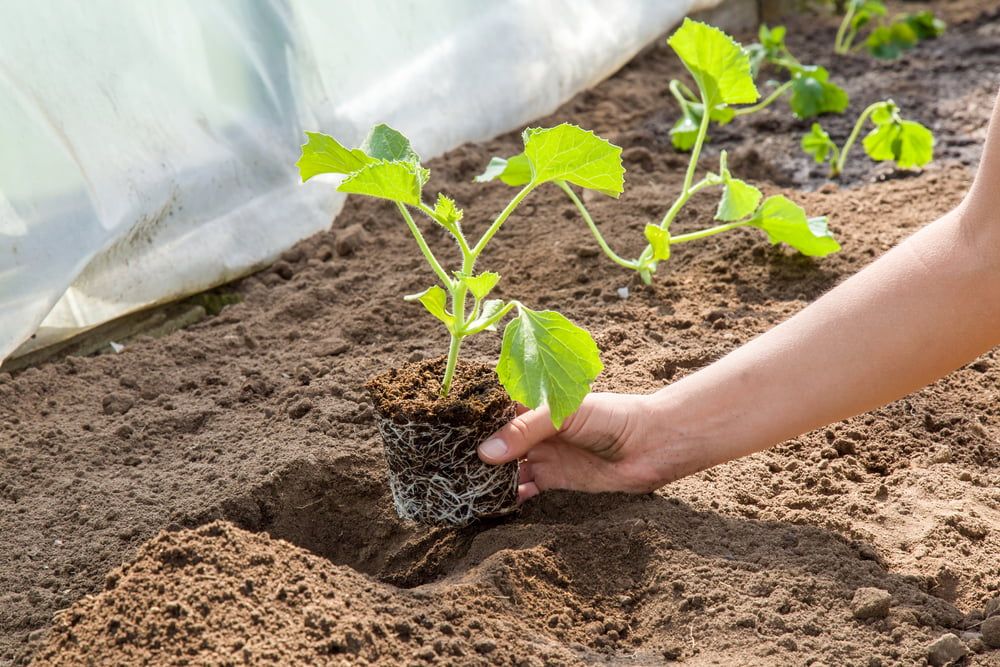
[981,615,1000,648]
[926,633,968,666]
[851,587,892,620]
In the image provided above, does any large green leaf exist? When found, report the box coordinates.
[337,160,425,205]
[644,225,671,261]
[788,66,849,120]
[361,123,419,162]
[296,132,371,182]
[522,124,625,197]
[749,195,840,257]
[863,119,934,169]
[474,153,532,186]
[667,19,759,107]
[801,123,836,164]
[496,306,603,428]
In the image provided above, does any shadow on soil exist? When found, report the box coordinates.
[186,456,964,636]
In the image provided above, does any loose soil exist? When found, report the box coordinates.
[5,3,1000,665]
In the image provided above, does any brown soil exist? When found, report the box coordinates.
[366,357,510,425]
[368,357,518,526]
[6,3,1000,666]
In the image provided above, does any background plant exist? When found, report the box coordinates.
[670,23,849,152]
[479,19,840,286]
[802,99,934,177]
[297,124,609,428]
[834,1,945,58]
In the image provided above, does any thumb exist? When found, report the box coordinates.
[478,407,558,464]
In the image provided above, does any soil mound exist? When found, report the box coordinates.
[5,3,1000,666]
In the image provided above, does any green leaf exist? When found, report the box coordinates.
[460,272,500,300]
[467,299,507,332]
[476,154,532,186]
[521,124,625,197]
[404,286,453,331]
[296,132,371,182]
[801,123,837,164]
[670,110,700,151]
[644,225,671,261]
[866,22,918,60]
[496,306,603,429]
[760,24,786,52]
[748,195,841,257]
[788,66,849,120]
[850,0,887,30]
[474,153,532,186]
[904,11,945,40]
[667,18,759,107]
[361,124,419,163]
[869,101,895,126]
[670,100,733,152]
[337,160,425,205]
[432,193,463,231]
[717,177,762,222]
[862,119,934,169]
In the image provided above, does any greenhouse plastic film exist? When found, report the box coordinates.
[0,0,720,364]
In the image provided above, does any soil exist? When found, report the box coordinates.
[368,358,519,526]
[366,357,511,425]
[5,2,1000,665]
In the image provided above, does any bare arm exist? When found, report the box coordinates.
[479,92,1000,501]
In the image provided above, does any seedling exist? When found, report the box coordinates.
[802,99,934,177]
[670,24,849,151]
[479,19,840,285]
[833,1,945,58]
[296,124,604,429]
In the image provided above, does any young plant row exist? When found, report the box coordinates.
[831,0,945,59]
[669,20,935,180]
[295,16,940,431]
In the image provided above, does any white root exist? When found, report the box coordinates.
[373,406,518,527]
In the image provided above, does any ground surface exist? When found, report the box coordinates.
[5,3,1000,666]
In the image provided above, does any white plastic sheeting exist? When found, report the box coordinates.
[0,0,720,364]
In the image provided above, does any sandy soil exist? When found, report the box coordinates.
[5,3,1000,666]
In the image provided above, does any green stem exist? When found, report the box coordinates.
[659,178,716,230]
[471,183,536,256]
[396,202,452,288]
[834,101,880,176]
[440,333,462,397]
[733,80,793,116]
[669,79,699,107]
[670,220,750,244]
[416,201,472,257]
[556,181,639,271]
[835,3,855,54]
[464,302,516,336]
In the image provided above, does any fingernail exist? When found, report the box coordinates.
[479,438,508,459]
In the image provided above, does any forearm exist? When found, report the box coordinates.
[648,204,1000,478]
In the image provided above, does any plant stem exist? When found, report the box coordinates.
[556,181,639,271]
[835,3,856,54]
[733,80,793,117]
[471,183,536,256]
[669,79,699,107]
[396,203,453,287]
[440,333,462,397]
[416,201,472,257]
[669,220,750,243]
[833,101,880,176]
[463,302,516,336]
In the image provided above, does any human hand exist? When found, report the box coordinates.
[477,392,704,503]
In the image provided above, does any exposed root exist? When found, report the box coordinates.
[374,405,518,527]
